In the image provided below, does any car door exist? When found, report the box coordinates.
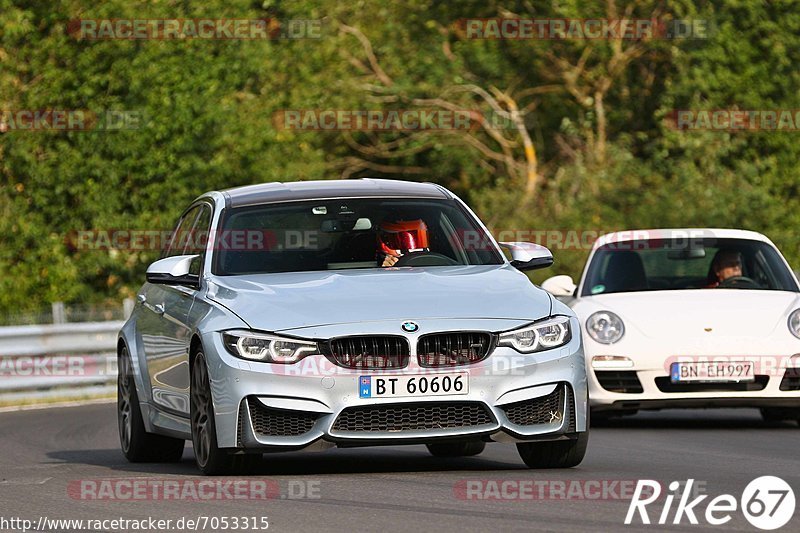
[139,203,210,415]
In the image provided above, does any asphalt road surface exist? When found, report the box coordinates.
[1,404,798,532]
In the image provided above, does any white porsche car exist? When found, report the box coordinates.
[543,229,800,423]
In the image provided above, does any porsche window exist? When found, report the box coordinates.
[582,238,799,295]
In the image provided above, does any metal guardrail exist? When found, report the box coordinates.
[2,273,799,405]
[0,321,123,404]
[0,299,134,327]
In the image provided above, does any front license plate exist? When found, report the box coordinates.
[670,361,755,383]
[358,373,469,398]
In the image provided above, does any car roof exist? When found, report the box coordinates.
[218,178,452,207]
[592,228,773,250]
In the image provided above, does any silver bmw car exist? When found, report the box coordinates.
[117,179,588,474]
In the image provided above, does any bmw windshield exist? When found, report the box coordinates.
[213,198,504,275]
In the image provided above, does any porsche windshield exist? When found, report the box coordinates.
[582,237,799,295]
[213,198,504,275]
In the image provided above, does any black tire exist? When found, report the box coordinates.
[516,432,589,469]
[426,441,486,457]
[760,407,800,425]
[118,346,184,463]
[590,410,610,426]
[191,351,261,475]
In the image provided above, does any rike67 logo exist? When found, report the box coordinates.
[625,477,795,530]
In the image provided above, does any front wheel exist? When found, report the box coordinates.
[118,346,184,463]
[516,432,589,469]
[426,441,486,457]
[191,351,261,475]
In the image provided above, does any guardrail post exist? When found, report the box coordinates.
[52,301,66,324]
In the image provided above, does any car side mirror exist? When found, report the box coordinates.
[146,254,200,289]
[541,275,577,296]
[499,242,554,271]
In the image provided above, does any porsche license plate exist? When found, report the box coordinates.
[670,361,755,383]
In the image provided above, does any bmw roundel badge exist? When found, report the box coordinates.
[401,321,419,333]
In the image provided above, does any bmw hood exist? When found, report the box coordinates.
[206,265,552,332]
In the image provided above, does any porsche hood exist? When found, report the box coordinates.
[577,289,800,340]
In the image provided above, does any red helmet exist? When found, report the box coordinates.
[378,219,429,256]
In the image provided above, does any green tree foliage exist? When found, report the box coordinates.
[0,0,797,314]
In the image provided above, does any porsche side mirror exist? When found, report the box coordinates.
[541,275,577,296]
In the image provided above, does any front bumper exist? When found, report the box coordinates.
[583,329,800,411]
[201,319,588,450]
[589,366,800,412]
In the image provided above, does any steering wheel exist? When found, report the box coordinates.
[718,276,761,289]
[394,251,458,267]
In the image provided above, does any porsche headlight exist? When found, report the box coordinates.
[586,311,625,344]
[789,309,800,339]
[222,330,319,363]
[498,316,572,353]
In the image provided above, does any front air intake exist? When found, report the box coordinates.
[331,402,495,433]
[417,332,493,367]
[325,336,410,369]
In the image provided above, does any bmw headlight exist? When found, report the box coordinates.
[789,309,800,339]
[586,311,625,344]
[222,330,319,363]
[498,316,572,353]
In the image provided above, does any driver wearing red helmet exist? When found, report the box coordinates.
[377,219,430,267]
